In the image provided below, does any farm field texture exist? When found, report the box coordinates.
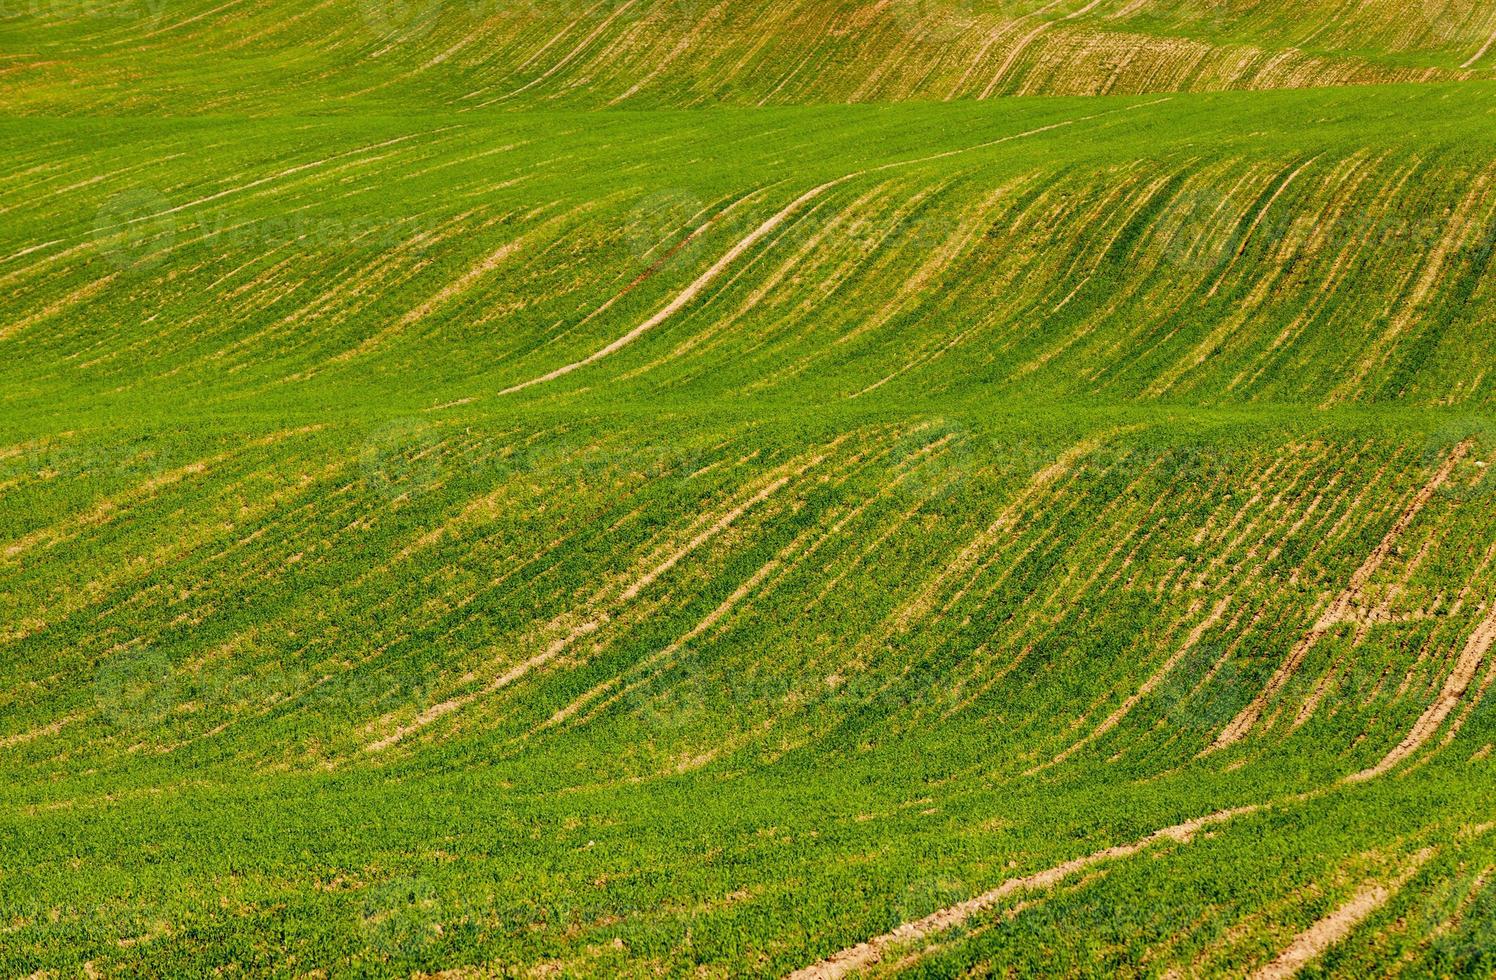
[6,0,1496,112]
[3,0,1496,976]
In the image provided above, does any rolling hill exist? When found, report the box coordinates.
[2,1,1495,977]
[4,0,1496,113]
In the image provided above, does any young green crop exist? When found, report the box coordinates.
[3,2,1496,976]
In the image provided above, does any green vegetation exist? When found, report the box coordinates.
[2,1,1495,976]
[4,0,1496,113]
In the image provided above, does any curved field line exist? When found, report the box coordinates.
[789,552,1491,977]
[1206,440,1471,754]
[494,99,1170,397]
[363,445,837,752]
[122,133,436,227]
[1251,848,1435,980]
[1348,600,1496,782]
[471,0,640,108]
[975,0,1107,100]
[0,713,79,752]
[789,715,1466,980]
[536,429,947,736]
[1038,594,1233,771]
[538,539,798,734]
[887,427,1137,637]
[0,274,117,343]
[1041,447,1357,769]
[0,424,326,561]
[532,185,772,371]
[1325,166,1496,405]
[328,207,580,364]
[1201,154,1323,301]
[786,801,1269,980]
[497,177,852,395]
[1462,25,1496,68]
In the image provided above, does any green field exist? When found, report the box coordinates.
[3,1,1496,976]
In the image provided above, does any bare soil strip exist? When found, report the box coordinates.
[126,134,432,226]
[1348,601,1496,782]
[495,101,1169,397]
[1203,154,1322,301]
[976,0,1108,99]
[1206,440,1470,753]
[889,429,1128,636]
[789,757,1444,980]
[1462,25,1496,68]
[1250,848,1435,980]
[365,451,829,751]
[1327,167,1496,404]
[786,803,1264,980]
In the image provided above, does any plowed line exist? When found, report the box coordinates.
[1462,26,1496,68]
[364,449,831,751]
[1251,849,1435,979]
[787,802,1265,980]
[495,100,1168,396]
[1207,441,1470,753]
[1349,601,1496,782]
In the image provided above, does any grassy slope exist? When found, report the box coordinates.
[4,85,1495,412]
[3,0,1496,113]
[3,2,1496,978]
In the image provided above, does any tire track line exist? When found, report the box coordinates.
[787,445,1486,977]
[1348,598,1496,782]
[1461,23,1496,68]
[789,715,1473,980]
[1251,848,1436,980]
[787,801,1268,980]
[363,443,839,752]
[494,99,1170,397]
[1205,440,1470,754]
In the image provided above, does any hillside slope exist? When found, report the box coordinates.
[3,0,1495,113]
[4,85,1495,412]
[3,2,1496,978]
